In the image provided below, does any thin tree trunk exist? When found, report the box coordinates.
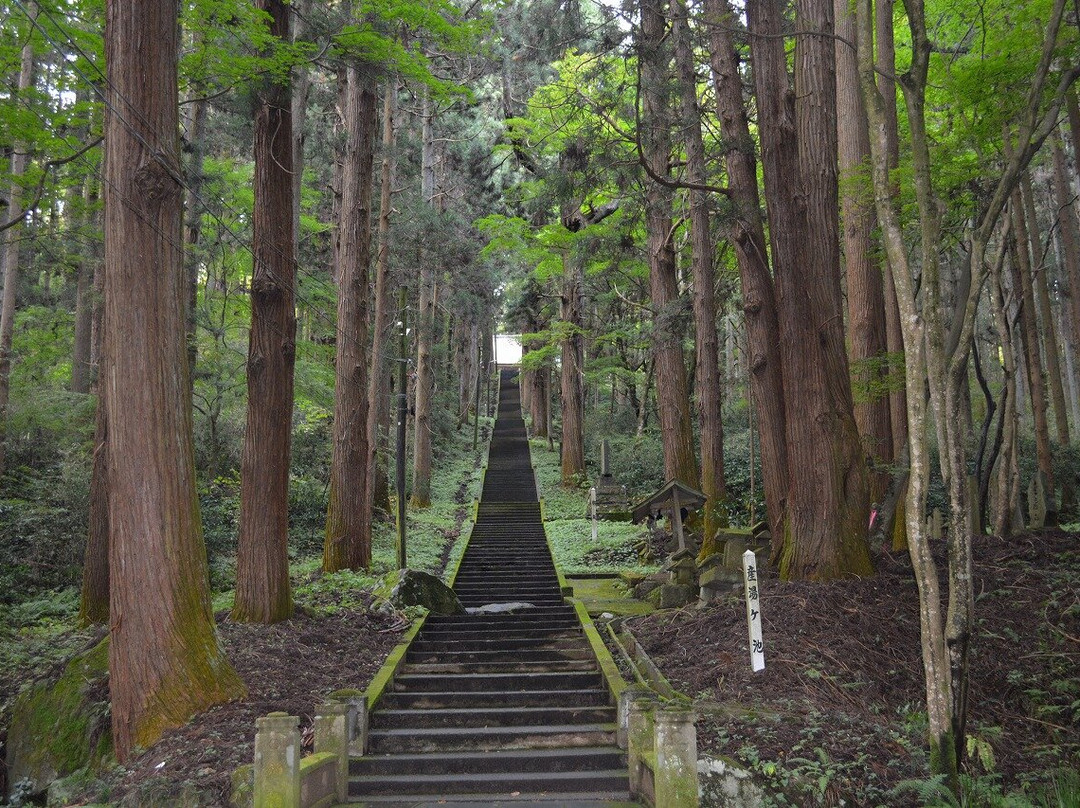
[560,253,586,482]
[0,18,35,479]
[990,260,1020,536]
[72,178,98,394]
[875,0,908,460]
[1053,134,1080,415]
[673,0,726,552]
[234,0,297,620]
[1009,190,1056,521]
[835,0,891,500]
[324,63,377,570]
[368,79,397,517]
[104,0,245,760]
[412,93,436,508]
[1022,171,1069,449]
[183,91,206,393]
[79,351,109,625]
[639,0,698,488]
[707,0,788,548]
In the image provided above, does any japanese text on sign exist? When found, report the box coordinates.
[743,549,765,672]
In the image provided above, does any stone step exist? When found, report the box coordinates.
[391,670,605,693]
[349,794,636,807]
[350,746,625,777]
[365,723,619,754]
[349,768,630,798]
[406,647,593,665]
[409,636,588,653]
[377,688,612,711]
[370,704,616,730]
[398,658,598,675]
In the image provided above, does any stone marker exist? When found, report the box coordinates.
[254,712,300,808]
[655,707,699,807]
[314,702,350,803]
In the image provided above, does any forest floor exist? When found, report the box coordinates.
[627,527,1080,806]
[4,527,1076,806]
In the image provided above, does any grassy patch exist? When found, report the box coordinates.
[530,438,656,576]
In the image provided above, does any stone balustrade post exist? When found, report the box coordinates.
[618,687,651,750]
[253,712,300,808]
[627,693,656,802]
[314,702,351,803]
[655,706,699,807]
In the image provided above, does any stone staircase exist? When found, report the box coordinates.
[349,370,635,806]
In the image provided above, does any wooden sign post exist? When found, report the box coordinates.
[743,549,765,672]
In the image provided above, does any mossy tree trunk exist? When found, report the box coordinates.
[325,61,378,571]
[234,0,297,622]
[103,0,245,761]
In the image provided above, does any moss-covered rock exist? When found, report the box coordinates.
[5,637,112,799]
[375,569,464,615]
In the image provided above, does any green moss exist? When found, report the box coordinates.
[6,637,113,791]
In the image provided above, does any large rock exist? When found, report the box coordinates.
[378,569,464,615]
[5,637,112,800]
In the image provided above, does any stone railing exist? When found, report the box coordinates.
[245,692,368,808]
[619,688,700,807]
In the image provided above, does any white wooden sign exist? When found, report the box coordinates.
[743,549,765,672]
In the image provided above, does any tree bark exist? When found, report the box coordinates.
[0,17,35,479]
[79,366,109,625]
[835,0,892,501]
[325,63,378,570]
[706,0,788,547]
[367,79,398,517]
[749,0,872,579]
[412,93,436,507]
[72,178,98,394]
[560,253,586,482]
[1021,171,1070,451]
[639,0,698,488]
[234,0,297,621]
[875,0,908,461]
[104,0,245,760]
[672,0,726,552]
[1053,133,1080,417]
[1009,189,1056,521]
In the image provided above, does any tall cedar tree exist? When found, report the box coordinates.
[104,0,245,759]
[324,62,378,570]
[834,0,892,501]
[234,0,297,621]
[706,0,789,548]
[671,0,726,550]
[748,0,873,579]
[0,14,35,480]
[638,0,698,488]
[367,80,398,517]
